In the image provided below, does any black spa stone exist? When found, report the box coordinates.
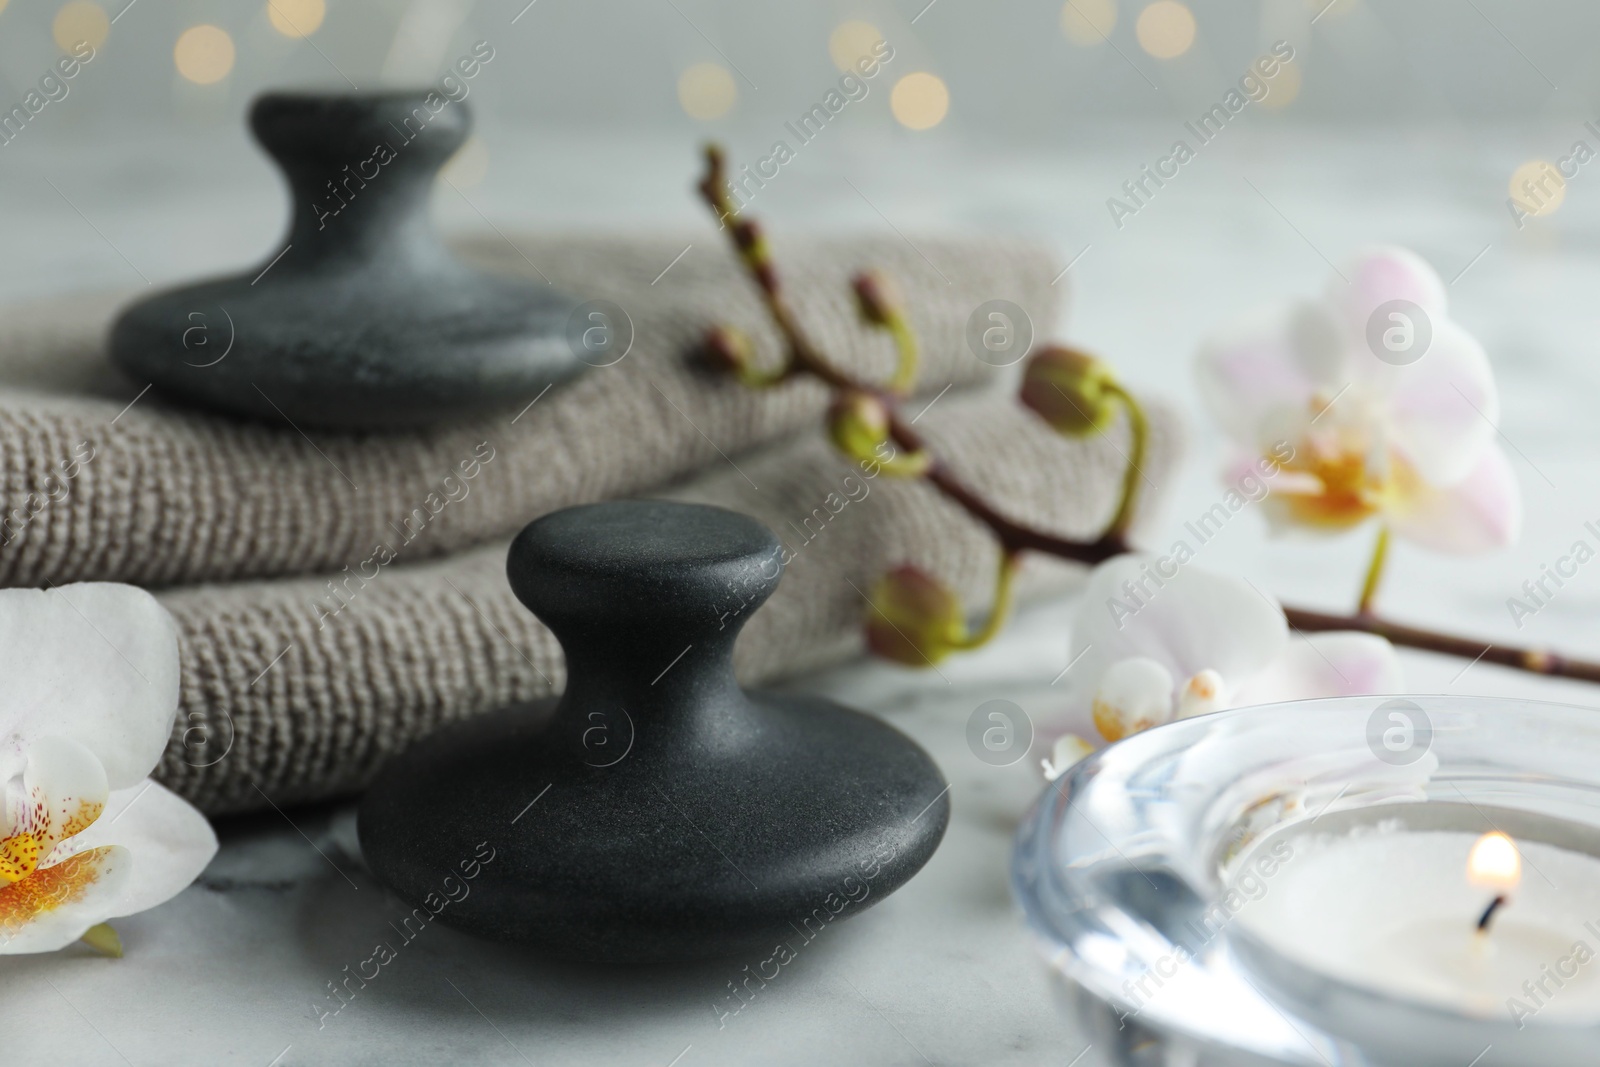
[109,90,583,430]
[358,500,950,963]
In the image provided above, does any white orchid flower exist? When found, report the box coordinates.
[0,584,216,954]
[1056,555,1403,748]
[1197,246,1520,554]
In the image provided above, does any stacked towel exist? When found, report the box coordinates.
[0,233,1180,813]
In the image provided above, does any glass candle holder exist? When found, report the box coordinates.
[1011,695,1600,1067]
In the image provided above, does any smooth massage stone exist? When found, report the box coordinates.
[358,500,950,962]
[109,90,584,430]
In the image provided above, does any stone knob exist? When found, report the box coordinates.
[359,500,950,962]
[507,501,780,730]
[110,90,584,430]
[250,90,470,265]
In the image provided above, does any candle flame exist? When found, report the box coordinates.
[1467,831,1522,891]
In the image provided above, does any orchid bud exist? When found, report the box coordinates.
[1042,734,1095,781]
[704,325,756,377]
[1020,345,1118,437]
[1090,655,1174,742]
[853,271,902,327]
[864,565,965,667]
[828,390,891,464]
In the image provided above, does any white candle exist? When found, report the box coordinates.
[1232,824,1600,1024]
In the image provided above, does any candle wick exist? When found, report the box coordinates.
[1476,894,1508,933]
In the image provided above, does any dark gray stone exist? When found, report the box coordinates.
[110,91,583,429]
[358,500,951,963]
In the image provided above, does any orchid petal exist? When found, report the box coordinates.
[0,585,179,790]
[1387,444,1522,553]
[64,780,217,919]
[1196,301,1346,453]
[1330,247,1448,344]
[1383,318,1498,486]
[1070,555,1289,697]
[1232,632,1404,706]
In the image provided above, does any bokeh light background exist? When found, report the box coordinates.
[3,0,1590,294]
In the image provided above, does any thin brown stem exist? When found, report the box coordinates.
[697,146,832,377]
[1283,606,1600,684]
[884,407,1130,564]
[697,145,1130,564]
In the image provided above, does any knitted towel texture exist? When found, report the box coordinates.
[0,233,1181,813]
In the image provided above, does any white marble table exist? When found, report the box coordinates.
[7,122,1599,1065]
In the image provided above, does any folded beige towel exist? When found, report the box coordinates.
[157,392,1179,814]
[0,231,1183,814]
[0,234,1056,588]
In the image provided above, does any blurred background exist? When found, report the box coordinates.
[6,0,1591,284]
[8,0,1597,132]
[5,0,1598,698]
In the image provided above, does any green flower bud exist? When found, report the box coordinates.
[828,390,891,464]
[864,565,966,667]
[704,325,756,376]
[1019,345,1119,437]
[852,271,902,327]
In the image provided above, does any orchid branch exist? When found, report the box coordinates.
[1282,606,1600,685]
[695,144,1135,577]
[692,145,1600,685]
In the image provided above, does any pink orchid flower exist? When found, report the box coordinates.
[1196,247,1520,553]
